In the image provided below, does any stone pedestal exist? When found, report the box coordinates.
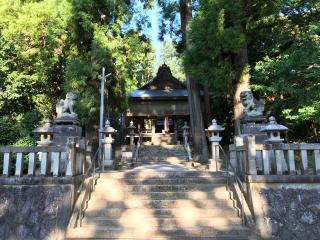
[53,124,82,147]
[240,116,267,144]
[52,122,82,175]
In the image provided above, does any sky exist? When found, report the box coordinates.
[146,3,163,63]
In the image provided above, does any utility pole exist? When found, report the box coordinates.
[99,67,106,166]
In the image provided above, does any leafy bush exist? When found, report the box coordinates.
[0,112,40,146]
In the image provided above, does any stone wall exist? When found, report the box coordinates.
[0,177,82,240]
[248,177,320,240]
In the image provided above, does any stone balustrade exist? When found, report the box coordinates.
[229,136,320,240]
[0,137,90,177]
[230,135,320,176]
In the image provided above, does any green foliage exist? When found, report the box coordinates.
[249,0,320,140]
[185,0,320,141]
[0,0,154,132]
[0,111,40,145]
[14,136,36,147]
[183,0,248,134]
[64,1,155,123]
[0,0,72,117]
[252,20,320,139]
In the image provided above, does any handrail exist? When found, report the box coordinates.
[68,145,101,229]
[219,145,255,228]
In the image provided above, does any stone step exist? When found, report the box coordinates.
[90,191,230,201]
[94,183,228,192]
[140,145,185,150]
[84,207,239,218]
[98,171,227,179]
[139,156,187,161]
[137,160,186,165]
[81,216,242,228]
[98,176,226,185]
[139,152,186,156]
[138,157,186,161]
[138,151,186,154]
[137,159,184,163]
[66,226,251,239]
[86,199,237,210]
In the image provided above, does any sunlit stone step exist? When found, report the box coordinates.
[86,198,237,210]
[82,216,242,228]
[66,225,251,239]
[94,183,228,192]
[108,176,225,185]
[84,207,239,218]
[140,145,185,151]
[98,170,227,179]
[90,190,230,201]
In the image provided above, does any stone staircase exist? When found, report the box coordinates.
[66,145,254,239]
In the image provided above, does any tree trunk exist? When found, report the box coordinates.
[233,44,250,136]
[180,0,208,162]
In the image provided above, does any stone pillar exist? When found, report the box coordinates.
[205,119,225,171]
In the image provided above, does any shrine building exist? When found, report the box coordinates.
[126,64,192,144]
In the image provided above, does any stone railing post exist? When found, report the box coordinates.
[66,137,77,176]
[78,138,86,175]
[245,135,257,175]
[84,145,92,174]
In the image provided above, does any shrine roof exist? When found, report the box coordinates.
[129,64,187,100]
[139,63,185,90]
[130,89,188,99]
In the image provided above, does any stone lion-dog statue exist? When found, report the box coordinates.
[240,91,264,117]
[56,91,79,119]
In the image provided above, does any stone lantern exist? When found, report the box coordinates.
[127,121,136,146]
[205,119,225,171]
[261,116,288,143]
[100,120,117,170]
[33,120,55,146]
